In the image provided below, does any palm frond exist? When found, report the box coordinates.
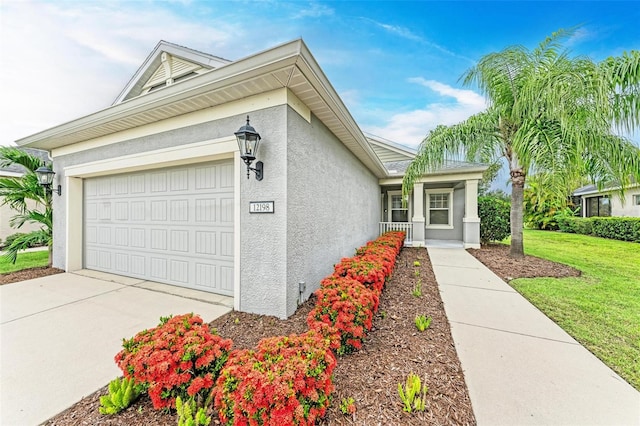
[2,230,49,264]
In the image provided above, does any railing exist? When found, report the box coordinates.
[379,222,413,245]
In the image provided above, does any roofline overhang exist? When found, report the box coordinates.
[573,182,640,197]
[379,165,488,185]
[17,39,388,178]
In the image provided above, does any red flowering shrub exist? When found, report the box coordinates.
[333,255,388,294]
[307,276,377,355]
[115,313,233,410]
[214,330,336,426]
[370,231,405,254]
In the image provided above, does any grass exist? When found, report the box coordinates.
[0,249,49,274]
[511,230,640,391]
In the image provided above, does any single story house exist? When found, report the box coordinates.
[572,183,640,218]
[17,40,486,318]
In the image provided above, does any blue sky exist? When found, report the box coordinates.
[1,0,639,154]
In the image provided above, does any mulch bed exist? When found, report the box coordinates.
[41,247,477,425]
[0,266,64,285]
[467,244,581,282]
[28,243,581,425]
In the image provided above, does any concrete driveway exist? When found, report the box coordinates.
[0,271,232,425]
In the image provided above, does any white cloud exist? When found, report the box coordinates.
[363,18,475,64]
[364,79,486,147]
[0,1,239,146]
[372,21,423,43]
[292,2,334,19]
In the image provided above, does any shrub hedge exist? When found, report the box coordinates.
[478,195,511,244]
[557,216,640,243]
[112,231,406,424]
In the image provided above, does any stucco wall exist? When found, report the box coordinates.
[424,187,464,241]
[237,107,289,318]
[285,109,380,317]
[611,187,640,217]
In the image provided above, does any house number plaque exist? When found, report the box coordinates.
[249,201,274,214]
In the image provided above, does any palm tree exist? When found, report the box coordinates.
[0,147,52,265]
[403,29,640,258]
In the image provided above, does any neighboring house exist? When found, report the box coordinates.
[573,183,640,218]
[0,148,50,243]
[17,40,486,318]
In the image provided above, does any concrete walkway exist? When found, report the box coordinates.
[428,247,640,425]
[0,271,232,426]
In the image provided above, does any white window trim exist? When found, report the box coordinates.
[387,190,409,222]
[425,188,454,229]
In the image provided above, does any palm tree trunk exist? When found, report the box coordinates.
[510,169,526,258]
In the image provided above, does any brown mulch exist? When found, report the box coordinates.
[41,247,477,425]
[467,244,581,282]
[0,266,64,284]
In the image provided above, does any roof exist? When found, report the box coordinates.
[365,133,417,162]
[382,159,488,177]
[16,39,388,178]
[113,40,232,104]
[573,182,640,196]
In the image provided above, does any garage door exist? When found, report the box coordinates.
[84,160,234,296]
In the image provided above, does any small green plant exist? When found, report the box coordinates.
[398,373,428,413]
[339,397,356,415]
[99,377,142,415]
[414,269,420,278]
[176,395,212,426]
[413,260,421,267]
[415,315,432,332]
[380,310,387,319]
[412,280,422,297]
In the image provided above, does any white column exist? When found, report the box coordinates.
[464,179,479,220]
[412,183,425,247]
[463,179,480,248]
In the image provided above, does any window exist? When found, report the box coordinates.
[634,194,640,206]
[426,189,453,228]
[388,191,408,222]
[585,195,611,217]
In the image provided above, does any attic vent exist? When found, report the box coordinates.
[173,71,197,83]
[146,71,198,93]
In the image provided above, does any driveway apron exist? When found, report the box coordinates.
[0,272,232,426]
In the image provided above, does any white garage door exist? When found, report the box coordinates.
[84,160,234,296]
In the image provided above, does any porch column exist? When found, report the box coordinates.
[412,183,425,247]
[463,179,481,248]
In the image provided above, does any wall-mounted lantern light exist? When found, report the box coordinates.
[35,165,62,196]
[235,115,263,181]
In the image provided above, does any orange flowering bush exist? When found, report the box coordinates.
[307,276,377,355]
[214,330,336,426]
[333,255,389,294]
[115,313,233,410]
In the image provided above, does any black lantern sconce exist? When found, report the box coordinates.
[235,116,263,180]
[35,165,62,196]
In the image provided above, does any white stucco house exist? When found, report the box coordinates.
[17,40,486,318]
[573,183,640,218]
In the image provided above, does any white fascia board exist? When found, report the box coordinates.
[16,40,304,149]
[379,169,486,186]
[574,183,639,197]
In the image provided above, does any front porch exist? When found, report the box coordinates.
[378,168,484,249]
[379,221,465,248]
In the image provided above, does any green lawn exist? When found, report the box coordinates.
[512,230,640,390]
[0,250,49,274]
